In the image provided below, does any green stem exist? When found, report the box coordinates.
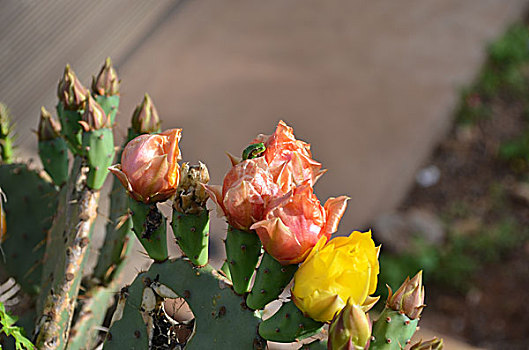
[225,226,261,294]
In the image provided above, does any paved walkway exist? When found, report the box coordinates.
[117,0,528,233]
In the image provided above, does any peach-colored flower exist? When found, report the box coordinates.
[252,121,325,193]
[109,129,181,203]
[205,157,280,231]
[250,183,348,265]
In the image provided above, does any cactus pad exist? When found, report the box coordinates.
[370,308,419,350]
[259,301,323,343]
[0,163,58,294]
[172,209,209,266]
[246,252,297,310]
[225,226,261,294]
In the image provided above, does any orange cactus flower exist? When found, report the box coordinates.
[205,157,280,231]
[109,128,182,203]
[252,121,325,192]
[250,183,348,265]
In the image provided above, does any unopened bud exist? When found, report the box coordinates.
[57,64,89,110]
[174,162,210,214]
[131,94,161,134]
[92,57,120,96]
[38,107,61,141]
[387,271,425,319]
[79,95,109,131]
[328,300,371,350]
[410,337,444,350]
[0,103,13,138]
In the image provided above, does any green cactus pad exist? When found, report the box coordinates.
[246,252,297,310]
[370,308,419,350]
[225,226,262,294]
[57,102,83,153]
[104,258,265,350]
[103,280,149,350]
[82,128,115,190]
[258,300,323,343]
[95,95,119,125]
[129,198,168,262]
[172,209,209,266]
[38,137,69,186]
[0,163,58,294]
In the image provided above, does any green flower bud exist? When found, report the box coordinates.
[57,64,89,110]
[38,107,61,141]
[131,94,161,134]
[387,271,425,320]
[0,103,13,138]
[92,57,120,96]
[79,95,109,131]
[328,300,371,350]
[410,337,444,350]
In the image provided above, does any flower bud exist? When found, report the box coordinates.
[38,107,61,141]
[0,103,13,138]
[410,337,444,350]
[57,64,89,110]
[251,184,348,264]
[387,271,425,320]
[131,94,161,135]
[109,129,182,203]
[174,162,210,214]
[205,157,279,230]
[292,231,380,323]
[328,300,371,350]
[91,57,120,96]
[79,95,109,131]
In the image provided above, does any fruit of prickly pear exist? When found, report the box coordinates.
[224,226,261,294]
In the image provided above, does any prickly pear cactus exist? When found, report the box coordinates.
[0,163,58,294]
[104,259,265,350]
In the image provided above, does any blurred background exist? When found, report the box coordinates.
[2,0,529,348]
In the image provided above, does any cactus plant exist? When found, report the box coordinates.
[0,59,442,350]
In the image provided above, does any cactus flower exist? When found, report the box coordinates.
[250,184,348,264]
[205,157,279,230]
[252,121,325,192]
[291,231,380,322]
[387,271,425,320]
[328,300,372,350]
[109,129,182,203]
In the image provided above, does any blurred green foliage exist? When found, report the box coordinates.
[378,23,529,298]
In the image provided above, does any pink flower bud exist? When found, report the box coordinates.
[205,157,279,231]
[251,183,348,264]
[109,129,182,203]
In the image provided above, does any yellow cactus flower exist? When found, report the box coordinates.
[291,230,380,322]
